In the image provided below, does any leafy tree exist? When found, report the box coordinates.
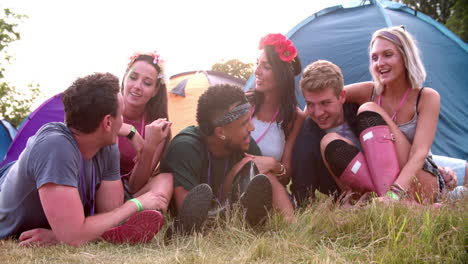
[396,0,456,24]
[446,0,468,42]
[0,83,42,127]
[0,8,42,127]
[394,0,467,42]
[211,59,254,80]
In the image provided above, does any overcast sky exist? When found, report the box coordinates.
[2,0,352,99]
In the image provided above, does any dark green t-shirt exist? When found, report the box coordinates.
[160,126,261,198]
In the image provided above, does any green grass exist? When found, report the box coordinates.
[1,194,466,264]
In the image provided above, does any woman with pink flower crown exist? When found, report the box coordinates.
[247,33,306,188]
[100,51,174,244]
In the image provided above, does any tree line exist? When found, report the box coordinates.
[0,8,41,127]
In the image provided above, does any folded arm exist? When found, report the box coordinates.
[20,182,161,247]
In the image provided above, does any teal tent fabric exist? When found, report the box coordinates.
[0,120,17,161]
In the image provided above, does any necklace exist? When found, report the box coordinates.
[378,88,410,121]
[251,105,280,143]
[139,117,146,137]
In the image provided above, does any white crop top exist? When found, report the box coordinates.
[250,116,285,161]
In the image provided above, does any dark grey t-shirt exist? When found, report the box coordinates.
[0,122,120,238]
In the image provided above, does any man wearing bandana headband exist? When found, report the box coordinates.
[161,84,294,235]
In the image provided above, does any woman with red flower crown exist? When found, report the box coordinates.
[99,51,174,244]
[247,33,306,187]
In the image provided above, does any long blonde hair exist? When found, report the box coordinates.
[369,26,426,94]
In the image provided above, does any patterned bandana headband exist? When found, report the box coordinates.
[258,33,298,63]
[212,102,251,127]
[128,50,166,84]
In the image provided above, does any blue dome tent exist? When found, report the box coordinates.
[245,0,468,159]
[0,120,17,161]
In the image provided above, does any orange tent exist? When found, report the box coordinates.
[167,71,246,136]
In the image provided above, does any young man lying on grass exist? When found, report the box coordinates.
[0,73,170,246]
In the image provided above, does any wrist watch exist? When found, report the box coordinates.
[127,125,136,140]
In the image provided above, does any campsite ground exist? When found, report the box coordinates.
[1,193,466,264]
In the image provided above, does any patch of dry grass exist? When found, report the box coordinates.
[1,194,466,264]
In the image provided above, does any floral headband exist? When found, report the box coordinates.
[258,33,297,63]
[128,50,166,84]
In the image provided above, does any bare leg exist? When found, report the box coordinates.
[264,172,295,223]
[134,173,173,213]
[172,186,189,213]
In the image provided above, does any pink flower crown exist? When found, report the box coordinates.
[258,33,297,63]
[128,50,166,84]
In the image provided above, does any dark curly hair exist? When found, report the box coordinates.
[250,45,302,139]
[62,72,120,133]
[197,84,248,136]
[122,55,168,123]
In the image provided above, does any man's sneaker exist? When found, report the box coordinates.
[101,210,164,244]
[230,161,259,203]
[207,199,227,219]
[174,184,214,235]
[204,199,228,230]
[240,174,272,227]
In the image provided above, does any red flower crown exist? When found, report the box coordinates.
[258,33,297,63]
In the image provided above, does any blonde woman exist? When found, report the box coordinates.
[342,26,444,203]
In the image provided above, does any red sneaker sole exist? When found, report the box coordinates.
[101,210,164,244]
